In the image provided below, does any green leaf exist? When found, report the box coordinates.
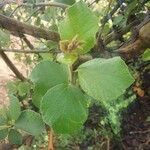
[29,61,69,108]
[41,84,88,134]
[7,95,21,121]
[58,1,99,54]
[0,109,7,126]
[7,81,18,94]
[54,0,75,5]
[8,129,22,145]
[142,49,150,61]
[0,29,10,47]
[57,53,78,65]
[0,129,8,141]
[17,82,31,97]
[15,110,45,136]
[78,57,134,104]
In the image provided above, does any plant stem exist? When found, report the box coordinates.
[22,2,68,10]
[106,136,110,150]
[68,65,73,84]
[0,125,12,129]
[48,128,54,150]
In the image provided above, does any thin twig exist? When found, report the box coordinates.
[25,7,44,22]
[101,3,120,25]
[106,136,110,150]
[9,5,22,17]
[130,129,150,134]
[98,0,113,37]
[48,128,54,150]
[0,48,51,53]
[21,34,34,50]
[0,50,26,81]
[88,0,97,7]
[103,20,138,45]
[22,2,68,10]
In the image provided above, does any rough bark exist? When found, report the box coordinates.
[0,14,60,42]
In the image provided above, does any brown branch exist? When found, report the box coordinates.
[0,50,26,81]
[103,20,138,45]
[48,128,54,150]
[0,14,60,42]
[20,34,34,50]
[116,18,150,58]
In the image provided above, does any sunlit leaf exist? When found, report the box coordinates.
[78,57,134,105]
[58,1,99,54]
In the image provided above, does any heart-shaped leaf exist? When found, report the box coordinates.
[41,84,88,134]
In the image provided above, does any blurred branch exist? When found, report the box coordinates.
[103,20,138,45]
[22,2,68,9]
[25,7,44,22]
[0,50,26,81]
[18,33,35,50]
[0,48,51,53]
[0,14,60,42]
[9,5,22,17]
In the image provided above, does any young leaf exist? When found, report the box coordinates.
[7,95,21,121]
[58,1,99,54]
[41,84,88,134]
[0,129,8,141]
[7,81,18,94]
[17,82,31,97]
[15,110,45,136]
[8,129,22,145]
[29,61,69,108]
[78,57,134,104]
[57,53,78,65]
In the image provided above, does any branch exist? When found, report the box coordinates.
[103,20,138,45]
[0,48,51,53]
[20,34,34,50]
[48,128,54,150]
[0,50,26,81]
[116,18,150,58]
[22,2,68,9]
[0,14,60,42]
